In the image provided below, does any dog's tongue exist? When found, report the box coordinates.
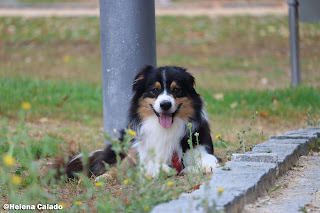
[159,113,173,128]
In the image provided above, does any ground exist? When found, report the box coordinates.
[244,152,320,213]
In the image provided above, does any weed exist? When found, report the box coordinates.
[299,206,307,213]
[270,185,282,193]
[0,111,216,212]
[214,111,262,161]
[221,167,232,171]
[306,107,320,127]
[309,138,320,152]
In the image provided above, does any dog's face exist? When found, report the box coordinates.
[131,66,197,128]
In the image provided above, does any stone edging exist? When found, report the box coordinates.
[152,127,320,213]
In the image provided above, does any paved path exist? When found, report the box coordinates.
[244,152,320,213]
[0,6,287,17]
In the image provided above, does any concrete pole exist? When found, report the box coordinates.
[99,0,157,144]
[288,0,301,87]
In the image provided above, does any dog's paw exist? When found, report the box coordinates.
[179,166,196,175]
[201,163,217,173]
[94,171,117,182]
[145,163,174,178]
[181,155,219,175]
[200,155,219,174]
[95,173,112,182]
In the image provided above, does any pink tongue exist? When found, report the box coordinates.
[159,114,173,128]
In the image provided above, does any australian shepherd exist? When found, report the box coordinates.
[62,65,219,178]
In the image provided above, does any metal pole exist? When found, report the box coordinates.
[288,0,301,87]
[99,0,157,145]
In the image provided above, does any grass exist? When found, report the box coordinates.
[1,15,320,212]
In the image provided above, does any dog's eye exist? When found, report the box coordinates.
[150,88,159,95]
[174,88,180,93]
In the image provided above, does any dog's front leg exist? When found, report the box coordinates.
[181,145,219,174]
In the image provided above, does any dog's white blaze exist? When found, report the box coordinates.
[162,69,167,88]
[183,145,219,173]
[154,91,176,113]
[133,115,187,177]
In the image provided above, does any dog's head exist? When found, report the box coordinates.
[130,65,200,129]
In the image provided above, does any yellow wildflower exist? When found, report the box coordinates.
[3,154,15,167]
[167,181,174,186]
[215,134,222,139]
[63,55,70,63]
[123,179,130,185]
[146,175,152,180]
[11,175,22,185]
[144,206,149,211]
[58,203,66,209]
[75,201,83,206]
[128,129,137,137]
[21,102,31,110]
[256,111,259,114]
[217,187,224,194]
[95,182,103,187]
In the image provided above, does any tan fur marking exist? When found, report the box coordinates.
[175,97,194,121]
[138,98,156,120]
[133,75,144,85]
[154,82,161,90]
[170,81,177,90]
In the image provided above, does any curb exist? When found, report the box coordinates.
[152,127,320,213]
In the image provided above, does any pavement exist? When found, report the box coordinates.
[152,127,320,213]
[244,152,320,213]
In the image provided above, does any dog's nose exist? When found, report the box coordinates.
[160,101,172,111]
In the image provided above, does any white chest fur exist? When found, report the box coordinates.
[133,116,187,171]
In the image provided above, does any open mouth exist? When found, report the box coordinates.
[150,104,182,128]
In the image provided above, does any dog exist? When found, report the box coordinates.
[60,65,219,179]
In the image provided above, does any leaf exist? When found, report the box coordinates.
[259,111,269,118]
[62,95,69,102]
[193,184,200,190]
[213,93,224,101]
[230,102,238,109]
[271,185,282,192]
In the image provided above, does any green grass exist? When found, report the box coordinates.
[2,16,320,89]
[1,77,319,123]
[2,16,320,45]
[0,78,103,121]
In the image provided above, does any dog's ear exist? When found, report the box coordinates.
[132,65,153,92]
[173,66,195,89]
[185,70,195,88]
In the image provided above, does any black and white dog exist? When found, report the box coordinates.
[63,66,219,178]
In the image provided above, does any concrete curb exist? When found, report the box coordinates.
[152,127,320,213]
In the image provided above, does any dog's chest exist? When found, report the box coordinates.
[133,116,187,164]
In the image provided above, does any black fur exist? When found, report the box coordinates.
[58,65,217,178]
[130,66,214,158]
